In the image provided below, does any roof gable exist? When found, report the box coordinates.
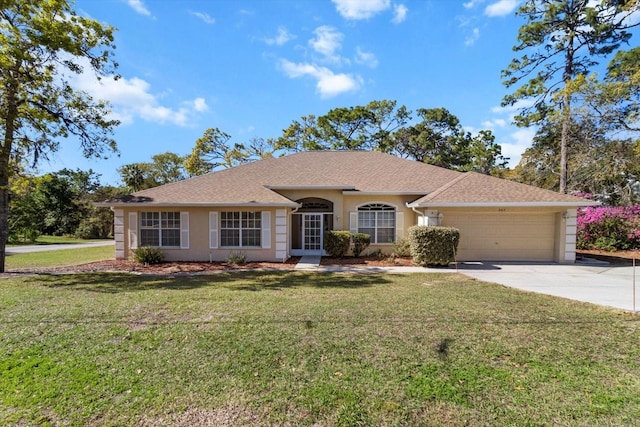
[408,171,596,207]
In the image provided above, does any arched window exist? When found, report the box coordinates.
[357,203,395,244]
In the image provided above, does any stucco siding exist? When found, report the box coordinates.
[119,207,282,262]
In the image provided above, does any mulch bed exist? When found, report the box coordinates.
[6,256,416,275]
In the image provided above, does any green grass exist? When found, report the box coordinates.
[1,272,639,426]
[5,245,114,269]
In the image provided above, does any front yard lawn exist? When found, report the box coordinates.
[1,271,638,426]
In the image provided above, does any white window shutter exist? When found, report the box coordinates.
[180,212,189,249]
[129,212,138,250]
[349,212,358,233]
[261,211,271,249]
[209,212,218,249]
[395,211,404,241]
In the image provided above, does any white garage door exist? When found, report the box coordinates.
[443,213,556,262]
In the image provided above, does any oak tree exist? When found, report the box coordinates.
[0,0,119,271]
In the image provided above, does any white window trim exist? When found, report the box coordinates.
[355,202,398,244]
[220,211,262,248]
[139,211,182,248]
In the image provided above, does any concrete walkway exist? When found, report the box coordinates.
[293,257,639,312]
[6,240,114,254]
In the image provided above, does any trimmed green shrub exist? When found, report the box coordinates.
[351,232,371,257]
[408,226,460,267]
[391,238,411,258]
[227,251,248,265]
[132,246,164,265]
[324,231,351,257]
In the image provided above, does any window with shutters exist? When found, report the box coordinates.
[139,212,181,247]
[357,204,395,244]
[220,211,261,247]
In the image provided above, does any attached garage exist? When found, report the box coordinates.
[441,211,558,262]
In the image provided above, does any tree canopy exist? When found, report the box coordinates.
[501,0,639,193]
[0,0,120,271]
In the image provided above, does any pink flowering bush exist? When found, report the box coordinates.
[577,206,640,251]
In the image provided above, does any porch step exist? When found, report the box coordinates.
[294,255,321,270]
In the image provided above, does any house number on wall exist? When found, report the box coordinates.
[498,208,507,212]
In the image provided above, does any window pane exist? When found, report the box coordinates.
[359,228,375,240]
[140,229,159,246]
[358,212,375,228]
[161,229,181,247]
[242,229,261,247]
[377,228,395,244]
[377,211,395,228]
[221,229,240,247]
[162,212,180,229]
[140,212,159,228]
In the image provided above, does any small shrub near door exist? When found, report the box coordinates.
[324,231,351,257]
[409,226,460,267]
[132,246,164,265]
[351,232,371,257]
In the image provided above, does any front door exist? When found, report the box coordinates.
[303,213,323,253]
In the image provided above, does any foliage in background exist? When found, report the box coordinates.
[409,226,460,266]
[323,231,351,257]
[513,118,640,205]
[8,169,123,242]
[501,0,638,193]
[577,205,640,251]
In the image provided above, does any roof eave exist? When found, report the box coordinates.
[342,191,429,196]
[94,201,300,208]
[407,201,600,208]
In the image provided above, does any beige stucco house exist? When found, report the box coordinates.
[98,151,596,263]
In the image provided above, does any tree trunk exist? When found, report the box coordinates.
[559,96,570,194]
[0,74,19,273]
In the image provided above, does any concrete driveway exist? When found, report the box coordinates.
[459,260,639,312]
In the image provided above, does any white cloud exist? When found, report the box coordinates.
[485,0,519,17]
[502,128,536,166]
[190,11,215,24]
[192,97,209,113]
[465,27,480,46]
[392,4,408,24]
[355,47,378,68]
[73,70,207,127]
[309,26,344,62]
[332,0,391,20]
[464,0,486,9]
[126,0,151,16]
[481,118,507,129]
[279,59,362,98]
[265,26,295,46]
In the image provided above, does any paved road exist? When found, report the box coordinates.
[6,240,114,254]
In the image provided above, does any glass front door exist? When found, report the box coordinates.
[303,214,322,252]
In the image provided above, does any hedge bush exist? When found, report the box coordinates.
[132,246,164,265]
[324,231,351,257]
[408,226,460,267]
[351,232,371,257]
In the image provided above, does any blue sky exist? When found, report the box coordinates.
[41,0,598,184]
